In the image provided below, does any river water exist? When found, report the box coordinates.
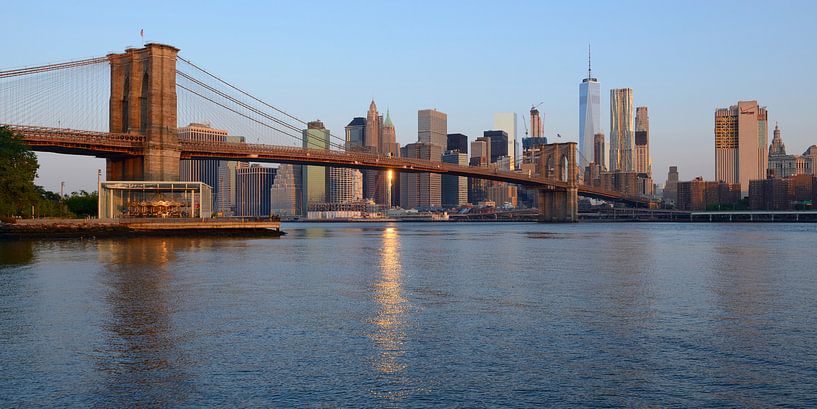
[1,222,816,407]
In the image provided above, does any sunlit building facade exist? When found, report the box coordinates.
[715,100,768,196]
[610,88,634,172]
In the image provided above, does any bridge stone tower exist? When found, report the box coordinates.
[537,142,579,222]
[107,43,180,181]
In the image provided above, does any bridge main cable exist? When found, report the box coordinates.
[0,56,109,79]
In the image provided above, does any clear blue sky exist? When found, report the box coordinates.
[4,0,817,193]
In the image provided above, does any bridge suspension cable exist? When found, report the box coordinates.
[175,56,350,151]
[0,56,110,132]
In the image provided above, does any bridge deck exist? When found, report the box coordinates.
[5,124,646,205]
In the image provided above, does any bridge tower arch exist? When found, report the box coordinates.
[537,142,579,222]
[107,43,180,181]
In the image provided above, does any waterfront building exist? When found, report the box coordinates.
[302,120,330,212]
[236,164,276,216]
[328,167,363,204]
[579,47,600,168]
[610,88,634,172]
[676,177,740,211]
[442,151,469,208]
[635,106,651,177]
[767,124,813,177]
[399,142,442,209]
[483,130,508,164]
[749,175,816,210]
[593,132,606,170]
[270,164,301,217]
[418,109,447,150]
[715,100,768,196]
[493,112,517,169]
[447,133,469,154]
[470,138,490,167]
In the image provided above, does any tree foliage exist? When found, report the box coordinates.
[0,126,40,216]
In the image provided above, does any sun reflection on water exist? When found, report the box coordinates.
[369,226,408,378]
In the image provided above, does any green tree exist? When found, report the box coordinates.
[0,126,40,217]
[64,190,98,217]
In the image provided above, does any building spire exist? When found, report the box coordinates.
[588,43,592,79]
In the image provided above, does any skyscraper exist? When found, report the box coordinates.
[215,135,246,216]
[493,112,517,170]
[634,106,651,177]
[236,164,276,217]
[593,132,606,169]
[446,133,469,154]
[270,164,301,217]
[377,110,399,206]
[344,117,366,150]
[715,100,768,195]
[302,120,330,213]
[442,151,468,208]
[530,106,544,138]
[418,109,447,150]
[579,47,600,167]
[610,88,634,172]
[178,123,230,213]
[483,130,509,163]
[365,100,381,150]
[399,142,442,209]
[664,166,679,203]
[470,138,490,167]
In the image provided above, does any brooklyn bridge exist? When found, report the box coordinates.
[1,43,647,221]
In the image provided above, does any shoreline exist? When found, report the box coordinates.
[0,218,285,240]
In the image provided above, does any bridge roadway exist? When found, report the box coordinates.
[6,124,644,205]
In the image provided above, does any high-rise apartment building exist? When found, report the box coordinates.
[483,130,508,163]
[579,48,600,167]
[399,142,442,209]
[236,164,276,216]
[715,100,768,195]
[493,112,517,169]
[610,88,634,172]
[447,133,469,154]
[328,167,363,204]
[634,106,651,177]
[418,109,447,150]
[442,151,468,208]
[302,120,330,212]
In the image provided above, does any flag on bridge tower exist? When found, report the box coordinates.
[140,29,144,44]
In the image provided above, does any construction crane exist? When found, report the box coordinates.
[521,114,529,138]
[531,101,545,111]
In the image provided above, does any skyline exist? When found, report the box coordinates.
[3,0,817,192]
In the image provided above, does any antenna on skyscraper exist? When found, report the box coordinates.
[588,43,592,79]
